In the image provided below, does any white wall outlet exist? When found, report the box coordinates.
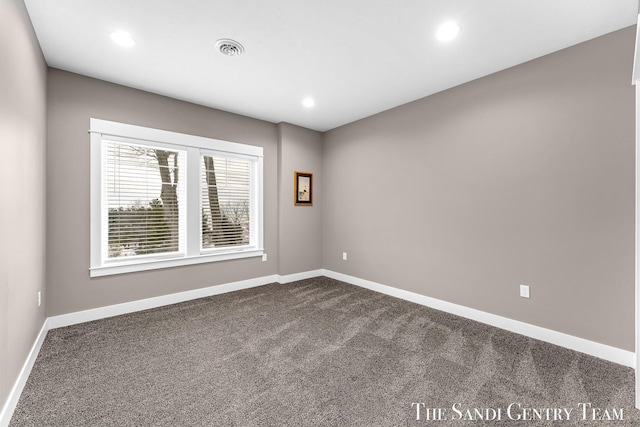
[342,252,348,261]
[520,284,530,299]
[262,253,267,262]
[38,291,42,307]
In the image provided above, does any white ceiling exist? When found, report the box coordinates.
[23,0,638,132]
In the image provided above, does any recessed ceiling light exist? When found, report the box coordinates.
[302,97,315,108]
[110,30,136,47]
[436,21,461,41]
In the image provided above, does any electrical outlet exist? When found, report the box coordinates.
[262,253,267,262]
[342,252,348,261]
[519,284,530,299]
[38,291,42,307]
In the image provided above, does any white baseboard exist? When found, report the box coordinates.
[277,269,324,284]
[323,269,635,369]
[0,319,49,427]
[48,274,279,329]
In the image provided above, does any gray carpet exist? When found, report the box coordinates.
[10,277,638,426]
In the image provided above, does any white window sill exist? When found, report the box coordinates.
[90,249,264,277]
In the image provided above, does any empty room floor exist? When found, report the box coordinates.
[10,277,638,426]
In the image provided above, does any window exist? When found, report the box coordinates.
[90,119,263,277]
[201,153,251,250]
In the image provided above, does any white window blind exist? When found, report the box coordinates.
[201,154,251,250]
[104,140,186,260]
[90,118,264,277]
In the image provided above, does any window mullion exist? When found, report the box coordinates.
[185,147,201,257]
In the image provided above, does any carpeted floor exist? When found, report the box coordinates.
[10,277,638,426]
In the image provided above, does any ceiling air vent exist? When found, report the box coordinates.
[215,39,244,57]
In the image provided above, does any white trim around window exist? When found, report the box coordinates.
[89,118,264,277]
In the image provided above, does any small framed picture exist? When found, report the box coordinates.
[294,171,313,206]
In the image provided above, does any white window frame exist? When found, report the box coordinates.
[90,118,264,277]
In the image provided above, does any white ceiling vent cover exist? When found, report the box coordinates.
[215,39,244,56]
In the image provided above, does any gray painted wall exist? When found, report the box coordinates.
[0,0,47,410]
[323,27,636,351]
[277,123,323,275]
[46,69,281,316]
